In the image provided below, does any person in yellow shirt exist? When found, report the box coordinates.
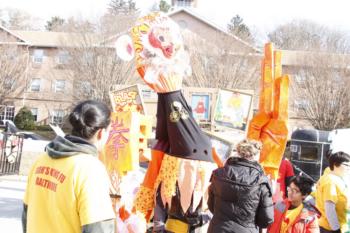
[22,100,116,233]
[316,151,350,233]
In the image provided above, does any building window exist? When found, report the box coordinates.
[57,51,70,64]
[3,77,15,90]
[33,49,44,63]
[30,79,41,92]
[175,0,192,7]
[295,74,306,84]
[31,108,38,122]
[294,100,309,110]
[51,110,65,125]
[299,146,318,161]
[54,80,66,93]
[83,51,94,65]
[0,106,15,122]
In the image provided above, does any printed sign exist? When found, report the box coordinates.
[109,84,145,114]
[190,93,210,121]
[213,89,253,131]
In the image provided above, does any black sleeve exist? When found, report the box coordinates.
[22,203,27,233]
[207,182,215,213]
[255,183,274,228]
[81,219,115,233]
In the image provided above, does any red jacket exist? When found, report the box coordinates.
[268,199,320,233]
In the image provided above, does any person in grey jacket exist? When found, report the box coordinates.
[207,139,274,233]
[22,100,115,233]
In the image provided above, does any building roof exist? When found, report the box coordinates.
[281,49,350,67]
[0,24,27,44]
[0,25,102,47]
[167,7,261,53]
[11,30,101,47]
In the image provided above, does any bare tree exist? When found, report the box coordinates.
[5,8,33,30]
[183,31,260,91]
[268,20,350,53]
[291,54,350,130]
[45,16,96,33]
[0,9,6,26]
[269,20,350,130]
[57,34,136,105]
[63,17,95,33]
[0,45,27,106]
[98,13,137,37]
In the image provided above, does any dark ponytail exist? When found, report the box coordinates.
[69,100,111,139]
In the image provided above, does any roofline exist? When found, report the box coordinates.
[167,7,261,53]
[97,31,127,46]
[0,42,30,46]
[281,49,350,57]
[0,25,29,43]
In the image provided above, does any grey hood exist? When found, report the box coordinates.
[46,135,98,159]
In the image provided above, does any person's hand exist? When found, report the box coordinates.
[272,181,283,203]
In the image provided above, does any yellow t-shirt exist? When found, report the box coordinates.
[316,173,348,232]
[280,204,303,233]
[23,153,115,233]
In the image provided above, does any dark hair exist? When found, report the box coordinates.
[69,100,111,139]
[329,152,350,170]
[289,175,314,196]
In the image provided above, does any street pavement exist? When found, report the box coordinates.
[0,175,27,233]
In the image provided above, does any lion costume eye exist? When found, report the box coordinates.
[159,36,164,42]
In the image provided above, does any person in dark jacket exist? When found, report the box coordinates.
[207,139,274,233]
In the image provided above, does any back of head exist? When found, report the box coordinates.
[236,139,262,161]
[290,175,314,196]
[328,151,350,170]
[69,100,111,140]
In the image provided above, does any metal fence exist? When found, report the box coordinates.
[0,133,24,175]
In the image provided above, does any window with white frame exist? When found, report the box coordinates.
[175,0,192,7]
[295,74,306,84]
[31,108,38,122]
[54,80,66,93]
[51,110,65,124]
[0,106,15,122]
[57,51,70,64]
[30,79,41,92]
[33,49,44,63]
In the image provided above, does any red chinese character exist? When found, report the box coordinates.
[106,117,130,159]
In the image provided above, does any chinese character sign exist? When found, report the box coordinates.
[110,85,145,114]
